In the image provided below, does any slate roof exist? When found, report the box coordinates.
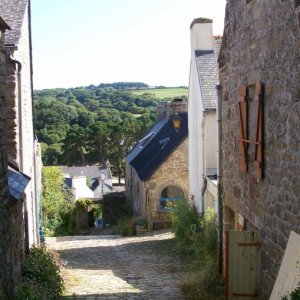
[59,165,112,180]
[126,112,188,181]
[0,16,10,30]
[8,166,31,201]
[0,0,28,45]
[195,37,222,110]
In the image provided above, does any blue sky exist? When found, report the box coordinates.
[31,0,226,90]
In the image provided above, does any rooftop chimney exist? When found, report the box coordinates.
[190,17,213,52]
[156,98,187,120]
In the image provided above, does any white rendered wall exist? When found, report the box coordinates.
[205,112,217,169]
[188,55,204,213]
[188,20,215,214]
[72,177,94,200]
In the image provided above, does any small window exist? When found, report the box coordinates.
[159,186,184,211]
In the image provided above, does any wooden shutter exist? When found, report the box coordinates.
[238,86,248,172]
[254,82,263,182]
[238,82,264,181]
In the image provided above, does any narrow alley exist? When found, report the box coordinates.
[46,230,193,300]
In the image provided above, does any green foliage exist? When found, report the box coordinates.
[91,205,102,222]
[33,83,162,175]
[169,199,201,254]
[131,87,188,99]
[115,217,136,236]
[14,246,64,300]
[181,260,224,300]
[76,198,93,209]
[170,201,223,299]
[282,287,300,300]
[42,166,76,236]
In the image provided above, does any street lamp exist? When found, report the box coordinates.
[172,112,181,132]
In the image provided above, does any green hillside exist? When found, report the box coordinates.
[131,87,188,99]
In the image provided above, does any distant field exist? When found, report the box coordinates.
[131,87,188,99]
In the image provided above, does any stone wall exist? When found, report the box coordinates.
[0,23,24,300]
[5,4,39,247]
[219,0,300,296]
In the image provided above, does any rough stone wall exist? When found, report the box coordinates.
[145,138,189,222]
[6,4,39,247]
[0,25,24,300]
[219,0,300,296]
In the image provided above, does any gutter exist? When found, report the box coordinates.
[216,84,223,274]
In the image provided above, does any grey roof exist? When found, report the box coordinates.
[8,166,31,201]
[0,16,10,30]
[0,0,28,45]
[59,165,112,180]
[126,112,188,181]
[195,37,222,110]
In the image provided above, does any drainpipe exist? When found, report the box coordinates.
[6,48,23,170]
[201,112,206,214]
[216,84,223,274]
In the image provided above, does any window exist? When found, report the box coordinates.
[159,186,184,211]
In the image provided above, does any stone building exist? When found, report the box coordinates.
[125,99,188,230]
[219,0,300,297]
[0,1,41,298]
[188,18,221,213]
[0,0,41,248]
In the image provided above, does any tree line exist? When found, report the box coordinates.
[34,82,164,181]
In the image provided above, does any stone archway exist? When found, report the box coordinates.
[147,179,188,229]
[159,185,184,211]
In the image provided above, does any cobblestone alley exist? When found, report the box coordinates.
[46,230,192,300]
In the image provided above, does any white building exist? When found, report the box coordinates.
[60,164,113,200]
[188,18,221,213]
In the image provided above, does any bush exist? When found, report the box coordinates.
[14,246,64,300]
[115,217,136,236]
[170,200,223,299]
[169,199,201,254]
[181,261,224,300]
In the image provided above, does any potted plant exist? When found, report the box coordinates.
[135,217,147,235]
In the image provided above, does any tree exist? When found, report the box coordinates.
[62,125,88,165]
[42,166,74,236]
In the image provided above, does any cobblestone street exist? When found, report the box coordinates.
[46,230,192,300]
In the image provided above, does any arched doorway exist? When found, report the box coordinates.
[159,185,184,211]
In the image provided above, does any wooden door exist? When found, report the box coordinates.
[225,230,261,299]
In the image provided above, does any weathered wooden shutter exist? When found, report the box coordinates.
[238,82,264,181]
[225,230,261,300]
[238,86,248,172]
[254,82,263,182]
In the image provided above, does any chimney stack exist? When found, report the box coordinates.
[156,98,187,120]
[190,18,213,52]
